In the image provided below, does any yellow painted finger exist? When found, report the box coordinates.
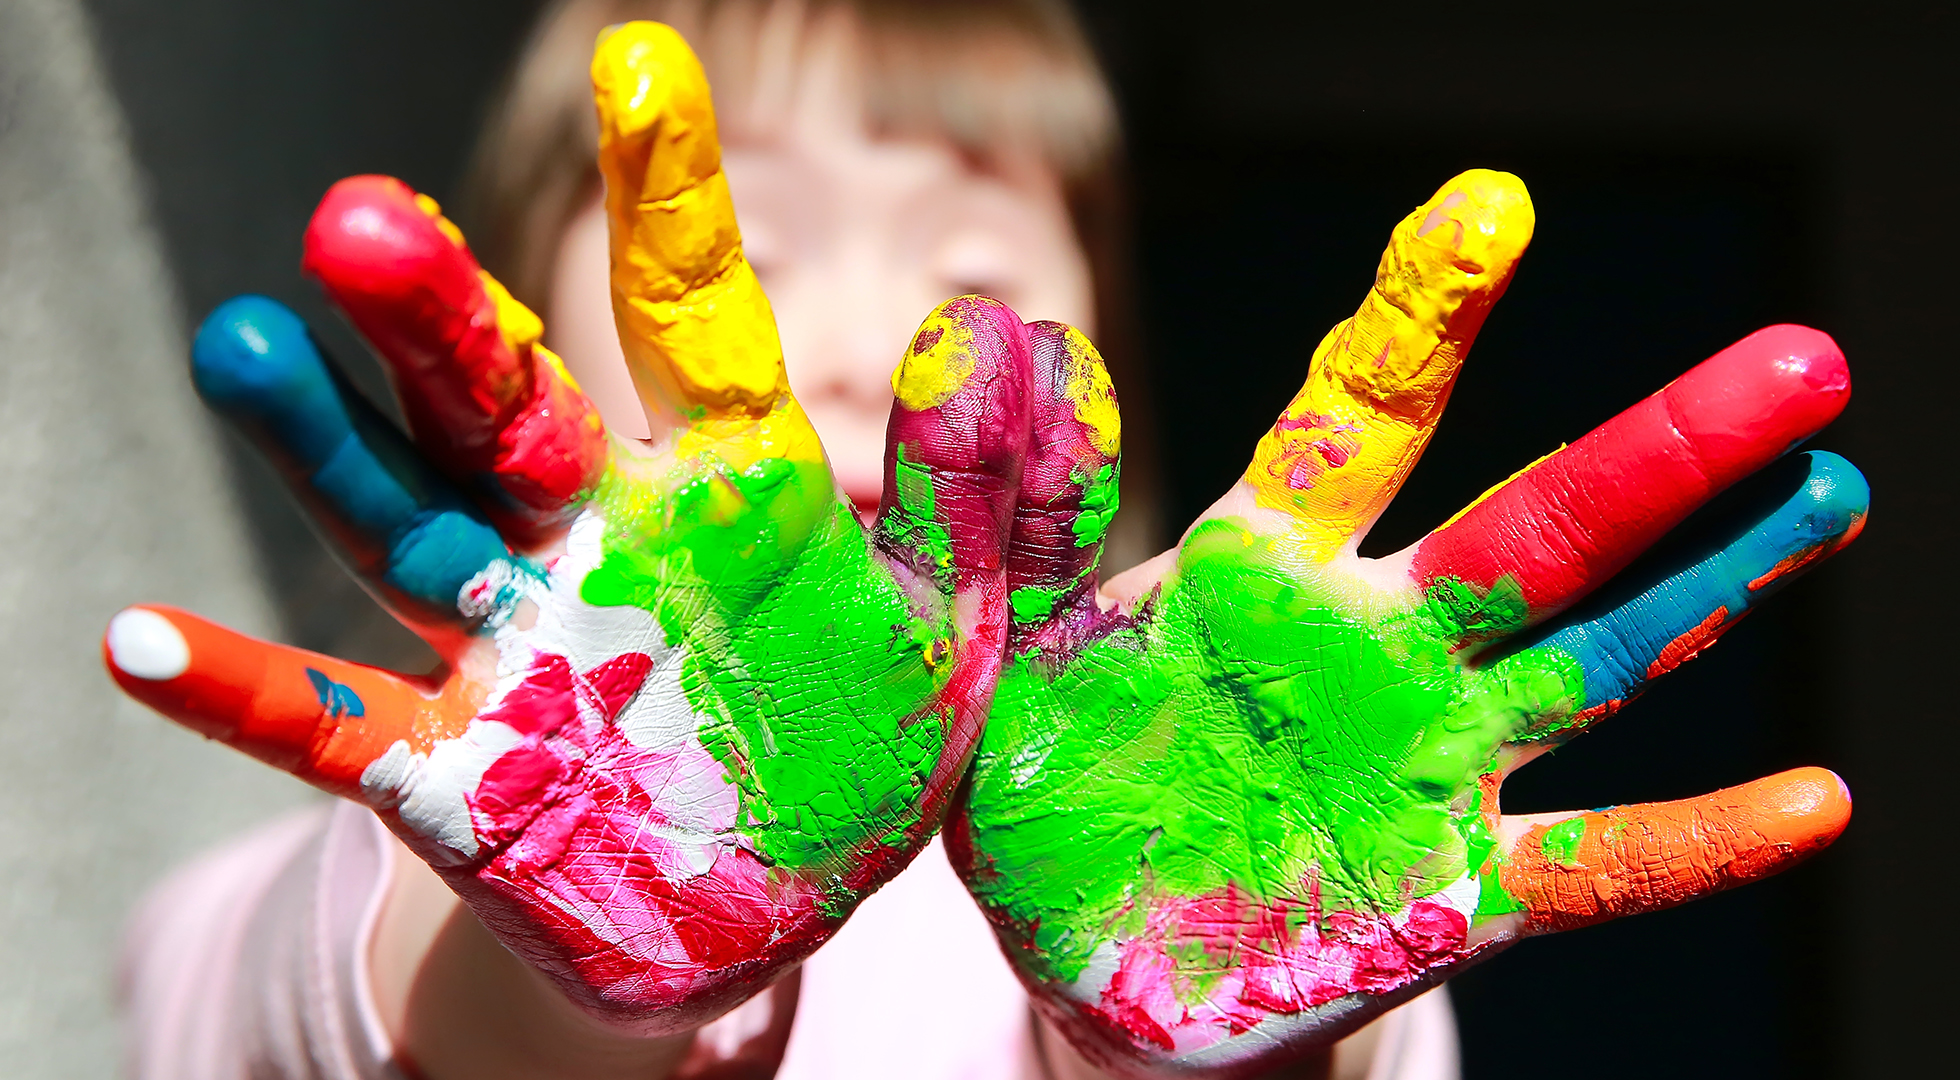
[1244,169,1534,554]
[591,21,792,432]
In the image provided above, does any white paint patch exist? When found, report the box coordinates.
[613,646,699,750]
[106,608,190,680]
[359,739,419,808]
[369,720,525,862]
[517,510,671,671]
[1171,993,1372,1070]
[1064,938,1123,1004]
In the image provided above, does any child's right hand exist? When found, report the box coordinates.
[105,23,1028,1034]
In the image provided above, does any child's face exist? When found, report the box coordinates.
[548,29,1094,514]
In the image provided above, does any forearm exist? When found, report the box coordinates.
[369,838,697,1080]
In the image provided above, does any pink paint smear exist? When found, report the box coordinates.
[1095,881,1471,1055]
[451,649,825,1014]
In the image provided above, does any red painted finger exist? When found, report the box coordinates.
[102,604,465,797]
[1497,766,1851,935]
[1411,325,1849,626]
[303,175,608,540]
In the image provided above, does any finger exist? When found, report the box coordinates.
[1243,169,1533,553]
[1410,324,1850,639]
[1488,767,1851,934]
[591,21,788,425]
[192,295,528,650]
[1510,451,1867,740]
[302,175,609,539]
[102,605,457,797]
[1003,320,1120,653]
[876,294,1031,750]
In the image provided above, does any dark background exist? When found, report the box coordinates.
[81,1,1957,1076]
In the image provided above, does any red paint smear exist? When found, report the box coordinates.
[1088,879,1474,1052]
[447,647,834,1025]
[1411,324,1849,613]
[1569,698,1623,724]
[1745,516,1861,592]
[1645,605,1733,680]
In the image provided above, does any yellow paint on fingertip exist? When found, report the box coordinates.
[412,193,468,250]
[1058,323,1120,456]
[591,22,720,203]
[892,304,978,411]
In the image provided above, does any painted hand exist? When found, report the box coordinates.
[104,24,1025,1031]
[948,170,1865,1078]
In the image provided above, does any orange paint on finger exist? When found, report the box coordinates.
[102,605,467,796]
[1499,767,1851,934]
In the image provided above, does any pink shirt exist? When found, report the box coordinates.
[120,800,1459,1080]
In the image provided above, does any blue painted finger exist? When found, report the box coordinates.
[191,295,523,643]
[1515,450,1867,739]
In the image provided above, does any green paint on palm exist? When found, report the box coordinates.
[966,518,1584,985]
[581,455,950,871]
[1424,574,1529,641]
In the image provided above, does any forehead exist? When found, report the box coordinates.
[695,1,1100,187]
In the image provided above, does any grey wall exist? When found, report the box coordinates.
[0,1,315,1075]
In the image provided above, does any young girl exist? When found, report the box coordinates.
[116,2,1450,1077]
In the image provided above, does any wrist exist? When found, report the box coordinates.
[370,836,695,1080]
[1027,1004,1389,1080]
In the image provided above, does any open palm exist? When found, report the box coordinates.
[949,171,1864,1077]
[105,24,1025,1031]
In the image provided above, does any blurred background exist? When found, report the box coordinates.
[2,0,1953,1075]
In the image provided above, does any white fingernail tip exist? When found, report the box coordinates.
[107,608,190,680]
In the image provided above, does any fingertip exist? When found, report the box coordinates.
[879,297,1032,587]
[590,20,718,197]
[1745,766,1853,850]
[1025,320,1120,460]
[1791,452,1871,557]
[891,296,1025,416]
[302,174,469,297]
[104,605,190,683]
[190,295,350,467]
[191,294,316,393]
[1750,323,1850,393]
[1417,168,1535,272]
[1800,450,1871,522]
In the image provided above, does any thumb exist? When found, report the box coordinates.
[1005,321,1121,655]
[875,295,1032,602]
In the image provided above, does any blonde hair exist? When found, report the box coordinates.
[460,0,1163,563]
